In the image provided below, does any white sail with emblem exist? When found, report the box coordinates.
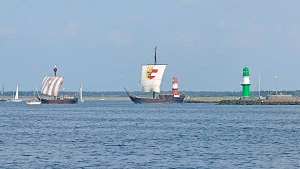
[141,64,167,93]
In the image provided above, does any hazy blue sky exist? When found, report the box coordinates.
[1,0,300,92]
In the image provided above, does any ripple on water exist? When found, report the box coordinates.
[0,102,300,168]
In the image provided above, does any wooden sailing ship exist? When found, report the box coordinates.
[125,46,185,103]
[38,66,78,104]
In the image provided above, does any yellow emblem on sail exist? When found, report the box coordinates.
[146,66,158,80]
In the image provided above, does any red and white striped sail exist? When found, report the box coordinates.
[141,64,167,93]
[41,76,64,96]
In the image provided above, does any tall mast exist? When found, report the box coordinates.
[153,46,157,98]
[258,74,261,98]
[53,65,57,77]
[2,85,4,100]
[154,46,157,65]
[35,84,40,99]
[53,65,58,99]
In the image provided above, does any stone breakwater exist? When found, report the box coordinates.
[184,94,300,105]
[219,99,300,105]
[219,94,300,105]
[184,97,239,103]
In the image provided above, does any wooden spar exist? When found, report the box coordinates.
[153,46,157,98]
[53,66,57,99]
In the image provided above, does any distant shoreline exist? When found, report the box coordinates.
[1,95,297,103]
[1,96,131,101]
[1,96,234,102]
[3,90,299,99]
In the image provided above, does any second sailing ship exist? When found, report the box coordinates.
[125,46,185,103]
[38,66,78,104]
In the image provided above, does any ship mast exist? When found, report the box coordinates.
[53,65,57,99]
[153,46,157,99]
[154,46,157,65]
[258,74,261,99]
[2,85,4,100]
[54,65,57,77]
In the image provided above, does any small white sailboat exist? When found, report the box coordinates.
[100,93,105,100]
[27,98,42,104]
[26,85,41,104]
[11,85,22,102]
[79,84,84,102]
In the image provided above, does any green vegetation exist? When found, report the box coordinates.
[3,90,300,98]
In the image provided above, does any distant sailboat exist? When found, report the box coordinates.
[79,84,84,102]
[27,84,42,104]
[11,85,22,102]
[0,85,7,101]
[100,93,105,101]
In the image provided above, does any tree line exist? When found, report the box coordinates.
[2,90,300,97]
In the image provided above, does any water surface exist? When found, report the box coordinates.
[0,101,300,168]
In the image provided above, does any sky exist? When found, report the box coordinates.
[1,0,300,92]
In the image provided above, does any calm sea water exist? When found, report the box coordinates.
[1,100,300,168]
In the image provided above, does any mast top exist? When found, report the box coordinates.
[154,46,157,65]
[53,65,57,76]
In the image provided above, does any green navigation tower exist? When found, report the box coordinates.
[241,67,251,97]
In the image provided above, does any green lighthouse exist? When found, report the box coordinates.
[241,67,251,97]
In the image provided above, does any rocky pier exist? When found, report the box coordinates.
[184,97,239,103]
[219,99,300,105]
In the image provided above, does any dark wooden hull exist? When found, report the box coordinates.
[0,99,7,102]
[41,98,78,104]
[129,94,185,104]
